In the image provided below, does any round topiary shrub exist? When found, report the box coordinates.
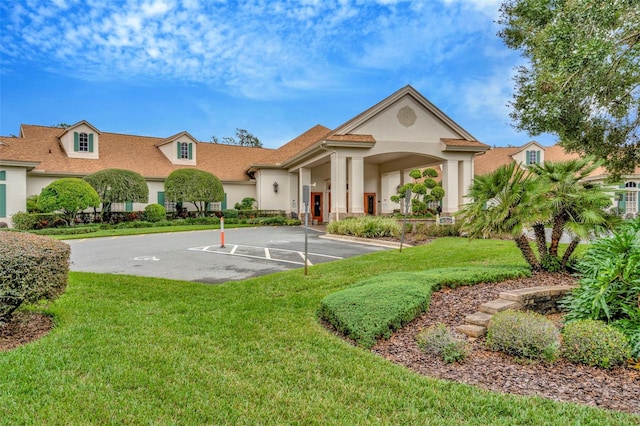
[561,319,631,369]
[144,203,167,223]
[0,232,70,323]
[486,310,559,362]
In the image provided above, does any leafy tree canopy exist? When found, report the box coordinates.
[498,0,640,179]
[211,128,263,147]
[84,169,149,213]
[164,169,224,214]
[37,178,100,224]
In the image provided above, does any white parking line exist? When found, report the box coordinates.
[188,244,342,266]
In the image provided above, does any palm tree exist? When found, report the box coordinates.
[528,157,617,267]
[458,162,550,271]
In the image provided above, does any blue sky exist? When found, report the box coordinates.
[0,0,556,149]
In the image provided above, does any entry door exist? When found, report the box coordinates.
[311,192,323,222]
[364,193,376,215]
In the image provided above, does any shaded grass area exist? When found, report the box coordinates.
[1,238,636,424]
[320,266,531,348]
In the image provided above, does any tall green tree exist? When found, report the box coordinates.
[211,128,263,147]
[458,162,549,271]
[84,169,149,218]
[498,0,640,178]
[37,178,100,225]
[164,169,224,216]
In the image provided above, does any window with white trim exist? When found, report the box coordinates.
[625,182,638,215]
[527,150,538,165]
[79,133,89,152]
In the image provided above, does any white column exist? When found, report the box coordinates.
[349,156,364,215]
[459,159,474,206]
[441,160,460,214]
[330,152,347,221]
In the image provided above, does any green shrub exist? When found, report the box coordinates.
[561,218,640,356]
[286,219,301,226]
[561,320,632,368]
[562,218,640,323]
[182,217,220,226]
[415,222,462,237]
[319,266,530,348]
[0,232,70,323]
[326,216,401,238]
[11,211,38,230]
[416,323,469,363]
[486,310,559,362]
[221,209,238,219]
[144,204,167,222]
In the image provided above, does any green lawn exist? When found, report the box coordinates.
[1,238,635,424]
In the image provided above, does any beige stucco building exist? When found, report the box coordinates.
[3,85,637,227]
[0,86,490,227]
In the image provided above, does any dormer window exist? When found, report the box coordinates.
[525,149,540,165]
[178,142,193,160]
[79,133,88,152]
[74,131,94,153]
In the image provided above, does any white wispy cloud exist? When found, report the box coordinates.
[0,0,509,100]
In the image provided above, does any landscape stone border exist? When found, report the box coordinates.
[456,285,576,338]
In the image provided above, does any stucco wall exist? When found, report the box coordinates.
[0,166,29,227]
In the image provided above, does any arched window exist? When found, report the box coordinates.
[623,181,638,215]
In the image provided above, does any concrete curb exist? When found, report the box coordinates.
[319,233,412,249]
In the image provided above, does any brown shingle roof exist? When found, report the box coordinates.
[441,138,489,147]
[473,144,640,177]
[254,124,331,165]
[1,125,273,181]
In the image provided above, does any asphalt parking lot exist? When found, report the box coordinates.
[66,226,388,283]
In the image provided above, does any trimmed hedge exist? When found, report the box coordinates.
[319,266,530,348]
[0,232,70,323]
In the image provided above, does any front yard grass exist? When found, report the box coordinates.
[1,238,635,424]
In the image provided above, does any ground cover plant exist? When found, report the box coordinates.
[319,266,531,348]
[1,238,636,424]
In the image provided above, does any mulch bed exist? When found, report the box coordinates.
[372,272,640,415]
[0,311,53,352]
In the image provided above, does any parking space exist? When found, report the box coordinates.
[67,226,386,283]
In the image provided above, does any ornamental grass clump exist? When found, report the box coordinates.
[0,232,70,323]
[486,310,559,362]
[561,319,631,369]
[327,216,401,238]
[416,323,469,363]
